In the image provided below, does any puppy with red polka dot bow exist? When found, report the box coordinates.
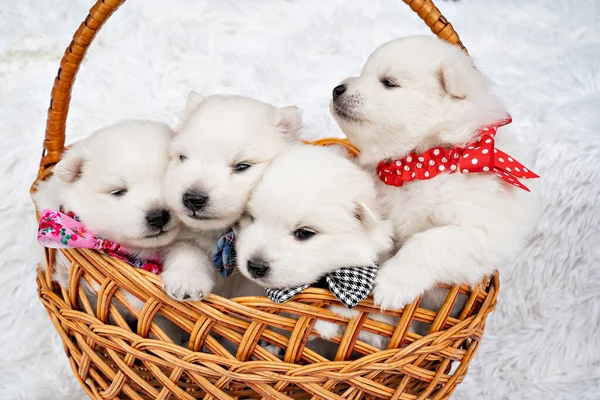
[331,36,540,311]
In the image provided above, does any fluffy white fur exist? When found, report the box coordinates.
[160,93,300,300]
[236,144,394,352]
[34,121,181,254]
[332,36,541,310]
[237,145,392,287]
[166,93,302,232]
[2,1,598,399]
[33,120,185,341]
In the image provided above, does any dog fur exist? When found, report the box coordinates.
[236,144,395,354]
[331,36,540,311]
[160,93,302,301]
[35,120,181,255]
[33,120,186,341]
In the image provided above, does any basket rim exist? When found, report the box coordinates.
[36,263,499,368]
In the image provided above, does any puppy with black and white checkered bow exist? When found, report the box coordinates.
[236,144,396,355]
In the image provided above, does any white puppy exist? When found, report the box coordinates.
[161,93,302,301]
[236,145,395,355]
[331,36,540,311]
[34,120,185,340]
[35,120,180,264]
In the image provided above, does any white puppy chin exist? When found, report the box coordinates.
[123,227,182,250]
[178,213,238,232]
[241,272,316,290]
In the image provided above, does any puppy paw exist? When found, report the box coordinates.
[312,306,359,339]
[161,267,215,302]
[313,320,343,340]
[373,273,420,311]
[161,241,216,302]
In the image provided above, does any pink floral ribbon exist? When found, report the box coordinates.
[37,209,162,274]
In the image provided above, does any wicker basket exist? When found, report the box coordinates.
[32,1,498,399]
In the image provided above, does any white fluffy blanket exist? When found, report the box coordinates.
[1,0,598,399]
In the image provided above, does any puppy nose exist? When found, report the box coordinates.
[247,259,270,279]
[182,190,208,212]
[332,84,347,101]
[146,209,171,230]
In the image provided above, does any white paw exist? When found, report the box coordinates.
[373,271,421,311]
[316,306,393,350]
[312,306,359,340]
[161,267,215,302]
[313,320,343,340]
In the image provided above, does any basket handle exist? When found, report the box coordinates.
[37,0,465,176]
[402,0,465,51]
[39,0,125,175]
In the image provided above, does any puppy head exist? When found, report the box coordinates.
[236,145,393,288]
[331,36,506,164]
[165,93,302,231]
[53,121,181,251]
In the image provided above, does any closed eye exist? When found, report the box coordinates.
[109,188,128,197]
[292,227,317,241]
[380,77,400,89]
[233,162,253,173]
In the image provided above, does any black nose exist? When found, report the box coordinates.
[247,259,270,279]
[332,84,347,101]
[182,190,208,212]
[146,209,171,230]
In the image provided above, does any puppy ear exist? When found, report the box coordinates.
[438,62,469,100]
[185,91,205,117]
[53,147,86,183]
[354,202,379,230]
[276,106,302,140]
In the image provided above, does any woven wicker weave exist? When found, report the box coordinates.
[32,1,497,399]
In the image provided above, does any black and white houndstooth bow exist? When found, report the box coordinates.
[265,265,378,309]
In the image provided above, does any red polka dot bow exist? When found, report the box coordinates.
[376,117,539,191]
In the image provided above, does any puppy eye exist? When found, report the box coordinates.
[381,78,399,89]
[179,154,187,162]
[109,188,128,197]
[293,227,317,241]
[233,163,252,172]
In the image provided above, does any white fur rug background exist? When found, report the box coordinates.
[1,0,598,399]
